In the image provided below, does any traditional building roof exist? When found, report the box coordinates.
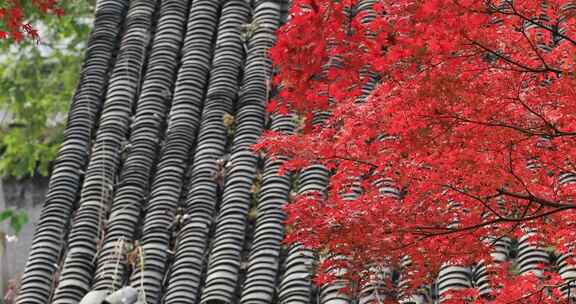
[14,0,575,304]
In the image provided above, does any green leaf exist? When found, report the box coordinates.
[0,209,14,221]
[9,210,29,234]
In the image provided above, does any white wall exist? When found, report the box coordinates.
[0,177,48,296]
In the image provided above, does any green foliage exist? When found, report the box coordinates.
[0,0,95,177]
[0,208,28,234]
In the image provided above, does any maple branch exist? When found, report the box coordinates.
[322,155,379,169]
[518,29,552,72]
[434,114,550,138]
[412,203,573,237]
[469,41,558,74]
[386,236,430,252]
[485,201,529,251]
[496,188,571,209]
[519,199,534,220]
[503,148,572,214]
[435,111,576,139]
[502,278,576,304]
[513,75,561,135]
[445,185,506,220]
[506,144,535,198]
[504,1,576,48]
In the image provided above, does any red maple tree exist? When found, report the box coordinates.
[0,0,63,42]
[258,0,576,302]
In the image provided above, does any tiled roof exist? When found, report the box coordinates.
[13,0,576,304]
[15,0,311,303]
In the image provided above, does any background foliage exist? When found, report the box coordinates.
[0,0,95,177]
[0,208,28,235]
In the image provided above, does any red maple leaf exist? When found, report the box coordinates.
[0,0,64,44]
[257,0,576,301]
